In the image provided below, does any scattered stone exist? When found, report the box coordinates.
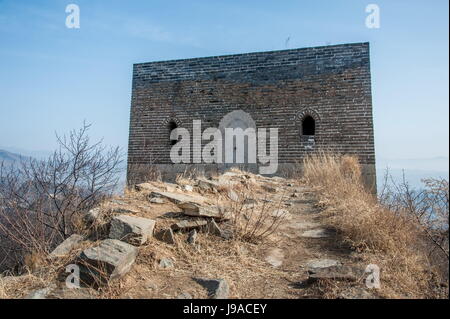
[24,284,98,299]
[152,191,205,205]
[220,228,234,240]
[265,248,284,268]
[261,185,278,193]
[177,201,224,219]
[306,259,342,269]
[291,193,299,198]
[227,189,239,202]
[145,282,157,290]
[110,199,127,206]
[164,183,178,192]
[159,258,174,269]
[76,239,138,287]
[177,292,193,299]
[149,192,162,198]
[155,228,176,245]
[84,207,103,224]
[193,278,229,299]
[112,207,139,215]
[24,286,55,299]
[339,287,376,299]
[223,171,240,177]
[271,209,291,219]
[206,219,223,236]
[184,185,194,192]
[135,183,160,192]
[149,197,165,204]
[187,229,197,245]
[47,287,99,299]
[270,176,285,182]
[243,198,257,205]
[49,234,84,259]
[171,219,208,231]
[109,215,156,245]
[196,178,220,192]
[301,229,330,238]
[308,265,363,282]
[287,183,294,187]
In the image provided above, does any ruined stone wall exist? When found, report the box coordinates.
[127,42,376,189]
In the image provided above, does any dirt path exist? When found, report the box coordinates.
[260,182,370,299]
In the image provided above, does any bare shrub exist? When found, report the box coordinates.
[303,151,447,298]
[0,123,122,272]
[175,167,204,186]
[227,184,289,243]
[379,171,449,281]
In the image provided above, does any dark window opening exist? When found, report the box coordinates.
[168,121,178,145]
[302,116,315,135]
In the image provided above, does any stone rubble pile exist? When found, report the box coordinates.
[20,172,297,299]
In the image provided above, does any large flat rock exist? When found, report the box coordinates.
[154,228,175,244]
[109,215,156,245]
[135,183,161,192]
[171,219,207,231]
[49,234,84,259]
[151,191,206,205]
[195,178,220,191]
[177,202,225,219]
[308,265,364,282]
[76,239,138,287]
[306,259,342,269]
[24,286,98,299]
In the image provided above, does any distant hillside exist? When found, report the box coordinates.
[0,149,28,165]
[377,157,449,190]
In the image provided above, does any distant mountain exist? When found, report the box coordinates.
[0,147,52,160]
[376,156,449,191]
[0,149,28,165]
[377,157,449,172]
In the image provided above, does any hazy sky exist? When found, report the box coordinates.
[0,0,448,167]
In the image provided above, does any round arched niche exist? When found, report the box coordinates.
[163,117,183,146]
[295,108,321,137]
[162,116,182,127]
[218,110,257,170]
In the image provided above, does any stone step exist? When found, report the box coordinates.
[109,215,156,245]
[75,239,138,287]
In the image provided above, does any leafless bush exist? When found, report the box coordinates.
[0,123,122,272]
[175,167,204,186]
[379,170,449,279]
[227,184,289,243]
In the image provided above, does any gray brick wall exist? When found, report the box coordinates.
[127,42,376,188]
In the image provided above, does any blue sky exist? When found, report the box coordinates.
[0,0,448,174]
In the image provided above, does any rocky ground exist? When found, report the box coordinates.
[0,170,378,299]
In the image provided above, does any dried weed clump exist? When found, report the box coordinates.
[303,151,447,298]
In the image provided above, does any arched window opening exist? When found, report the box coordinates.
[302,116,315,135]
[168,121,178,145]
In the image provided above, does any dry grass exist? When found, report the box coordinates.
[302,151,445,298]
